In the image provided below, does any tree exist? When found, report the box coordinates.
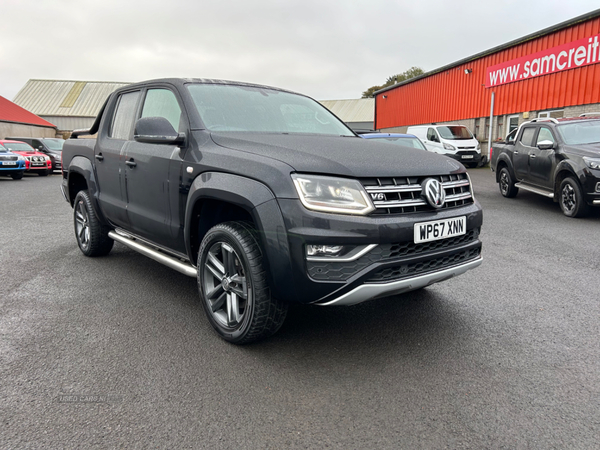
[362,66,425,98]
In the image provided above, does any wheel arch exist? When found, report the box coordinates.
[184,172,295,301]
[495,154,516,183]
[553,161,581,201]
[66,156,110,226]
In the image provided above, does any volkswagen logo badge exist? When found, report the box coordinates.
[422,178,445,208]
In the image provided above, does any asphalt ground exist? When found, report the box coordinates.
[1,168,599,449]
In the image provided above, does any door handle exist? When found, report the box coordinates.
[125,159,137,168]
[95,154,104,161]
[514,151,519,154]
[529,154,536,158]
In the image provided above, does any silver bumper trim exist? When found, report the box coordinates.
[316,256,483,306]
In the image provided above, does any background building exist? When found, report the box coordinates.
[0,96,56,139]
[12,80,130,135]
[374,9,600,154]
[319,98,374,131]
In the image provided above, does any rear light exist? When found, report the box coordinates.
[61,152,63,175]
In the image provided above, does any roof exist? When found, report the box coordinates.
[12,79,131,117]
[0,96,56,128]
[375,8,600,95]
[319,99,374,122]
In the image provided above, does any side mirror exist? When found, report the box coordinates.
[134,117,185,145]
[537,140,555,150]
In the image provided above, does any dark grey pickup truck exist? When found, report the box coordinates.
[491,116,600,217]
[61,78,483,343]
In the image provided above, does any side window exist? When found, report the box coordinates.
[32,139,42,149]
[141,89,182,132]
[427,128,438,141]
[536,127,555,145]
[506,129,517,144]
[520,127,536,147]
[110,91,141,140]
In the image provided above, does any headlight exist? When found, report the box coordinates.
[583,157,600,170]
[476,143,481,152]
[443,143,456,151]
[17,155,25,161]
[292,174,375,215]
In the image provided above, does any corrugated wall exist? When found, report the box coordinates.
[376,16,600,129]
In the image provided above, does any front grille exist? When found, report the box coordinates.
[307,229,479,281]
[361,173,473,215]
[0,155,18,161]
[457,146,476,150]
[367,247,481,283]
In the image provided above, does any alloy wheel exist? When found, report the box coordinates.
[75,201,90,249]
[561,183,576,213]
[202,242,250,328]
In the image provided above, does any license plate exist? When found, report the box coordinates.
[32,163,44,166]
[1,161,17,165]
[462,155,474,159]
[414,216,466,243]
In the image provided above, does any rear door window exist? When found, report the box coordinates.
[110,91,141,140]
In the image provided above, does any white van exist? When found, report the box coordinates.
[406,124,483,167]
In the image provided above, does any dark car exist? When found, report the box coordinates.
[6,137,64,171]
[359,132,428,150]
[61,78,483,344]
[491,116,600,217]
[0,143,27,180]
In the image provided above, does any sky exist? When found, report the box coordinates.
[1,0,599,101]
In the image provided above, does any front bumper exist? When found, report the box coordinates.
[447,151,483,164]
[317,256,482,306]
[275,198,483,305]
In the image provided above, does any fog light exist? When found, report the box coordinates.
[306,245,344,257]
[596,182,600,193]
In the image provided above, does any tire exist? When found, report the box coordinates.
[11,171,24,180]
[197,221,288,344]
[38,170,48,176]
[499,167,519,198]
[73,190,114,256]
[559,177,589,218]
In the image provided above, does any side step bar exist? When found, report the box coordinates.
[515,182,554,198]
[107,231,197,278]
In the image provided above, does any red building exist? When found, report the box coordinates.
[375,9,600,146]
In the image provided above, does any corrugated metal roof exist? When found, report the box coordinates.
[13,79,131,117]
[319,99,374,122]
[0,96,56,128]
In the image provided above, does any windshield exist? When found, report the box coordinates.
[372,137,427,150]
[2,142,35,151]
[437,126,473,140]
[0,144,6,151]
[187,84,354,136]
[42,139,64,151]
[557,121,600,145]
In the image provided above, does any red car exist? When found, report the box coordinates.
[0,140,52,176]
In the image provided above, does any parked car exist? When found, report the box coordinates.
[0,140,52,176]
[490,116,600,217]
[407,124,484,167]
[61,78,482,344]
[0,143,26,180]
[6,137,64,171]
[359,133,428,150]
